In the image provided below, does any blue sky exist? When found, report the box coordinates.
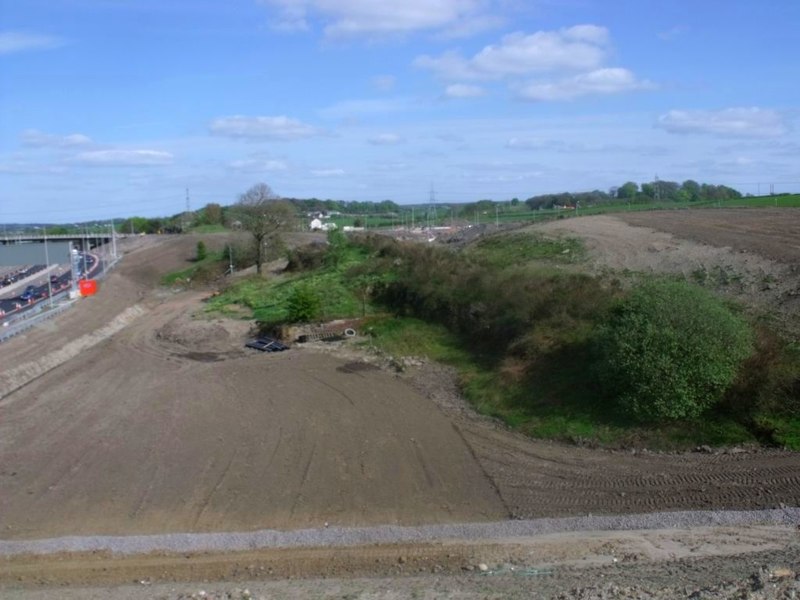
[1,0,799,222]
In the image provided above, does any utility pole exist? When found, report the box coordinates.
[183,188,191,233]
[429,183,437,228]
[44,226,53,308]
[110,221,117,259]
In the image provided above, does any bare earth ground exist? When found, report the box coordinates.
[2,217,800,598]
[537,208,800,338]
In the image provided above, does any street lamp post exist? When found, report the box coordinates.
[43,226,53,308]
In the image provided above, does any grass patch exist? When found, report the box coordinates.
[361,316,471,365]
[204,270,364,323]
[161,249,227,286]
[467,232,584,267]
[752,415,800,450]
[205,235,379,324]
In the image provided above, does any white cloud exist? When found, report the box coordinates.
[516,68,654,101]
[444,83,486,98]
[657,107,789,138]
[414,51,476,81]
[311,168,345,177]
[260,0,491,38]
[437,13,505,39]
[20,129,93,148]
[368,133,404,145]
[0,31,64,55]
[260,0,309,31]
[417,24,653,102]
[416,25,609,81]
[473,27,609,76]
[228,158,288,171]
[210,115,320,140]
[371,75,396,92]
[505,137,669,156]
[72,150,174,167]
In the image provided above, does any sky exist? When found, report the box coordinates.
[1,0,799,222]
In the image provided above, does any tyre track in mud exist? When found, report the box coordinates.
[461,421,800,519]
[406,362,800,521]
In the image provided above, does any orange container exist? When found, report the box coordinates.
[79,279,98,296]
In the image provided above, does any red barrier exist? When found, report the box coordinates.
[78,279,98,296]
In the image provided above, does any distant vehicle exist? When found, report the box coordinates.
[50,275,59,284]
[20,285,37,301]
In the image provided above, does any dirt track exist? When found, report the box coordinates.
[1,218,799,596]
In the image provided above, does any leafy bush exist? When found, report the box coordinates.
[196,240,207,261]
[285,242,327,272]
[366,239,610,355]
[595,281,753,421]
[286,285,322,322]
[228,241,257,270]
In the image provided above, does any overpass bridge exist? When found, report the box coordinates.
[0,232,122,263]
[1,232,122,247]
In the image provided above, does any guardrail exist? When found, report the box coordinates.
[0,293,76,342]
[0,253,122,343]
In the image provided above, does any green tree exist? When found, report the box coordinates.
[287,285,322,322]
[203,203,223,225]
[681,180,701,202]
[234,183,295,275]
[196,240,207,261]
[640,182,656,199]
[595,281,753,421]
[617,181,638,199]
[324,228,348,268]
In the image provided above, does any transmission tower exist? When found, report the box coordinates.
[428,183,437,228]
[183,188,191,232]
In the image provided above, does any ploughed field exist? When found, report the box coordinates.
[619,207,800,264]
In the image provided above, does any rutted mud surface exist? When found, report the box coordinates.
[409,362,800,518]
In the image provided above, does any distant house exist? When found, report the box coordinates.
[309,218,337,232]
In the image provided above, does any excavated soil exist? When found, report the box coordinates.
[1,218,799,597]
[537,209,800,338]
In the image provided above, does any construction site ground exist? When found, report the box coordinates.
[1,213,799,598]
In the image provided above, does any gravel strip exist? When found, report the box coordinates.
[2,507,798,557]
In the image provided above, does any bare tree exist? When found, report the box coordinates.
[235,183,295,275]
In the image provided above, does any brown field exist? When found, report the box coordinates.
[1,214,799,598]
[619,207,800,265]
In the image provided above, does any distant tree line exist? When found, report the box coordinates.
[525,179,742,210]
[282,198,400,215]
[97,178,744,236]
